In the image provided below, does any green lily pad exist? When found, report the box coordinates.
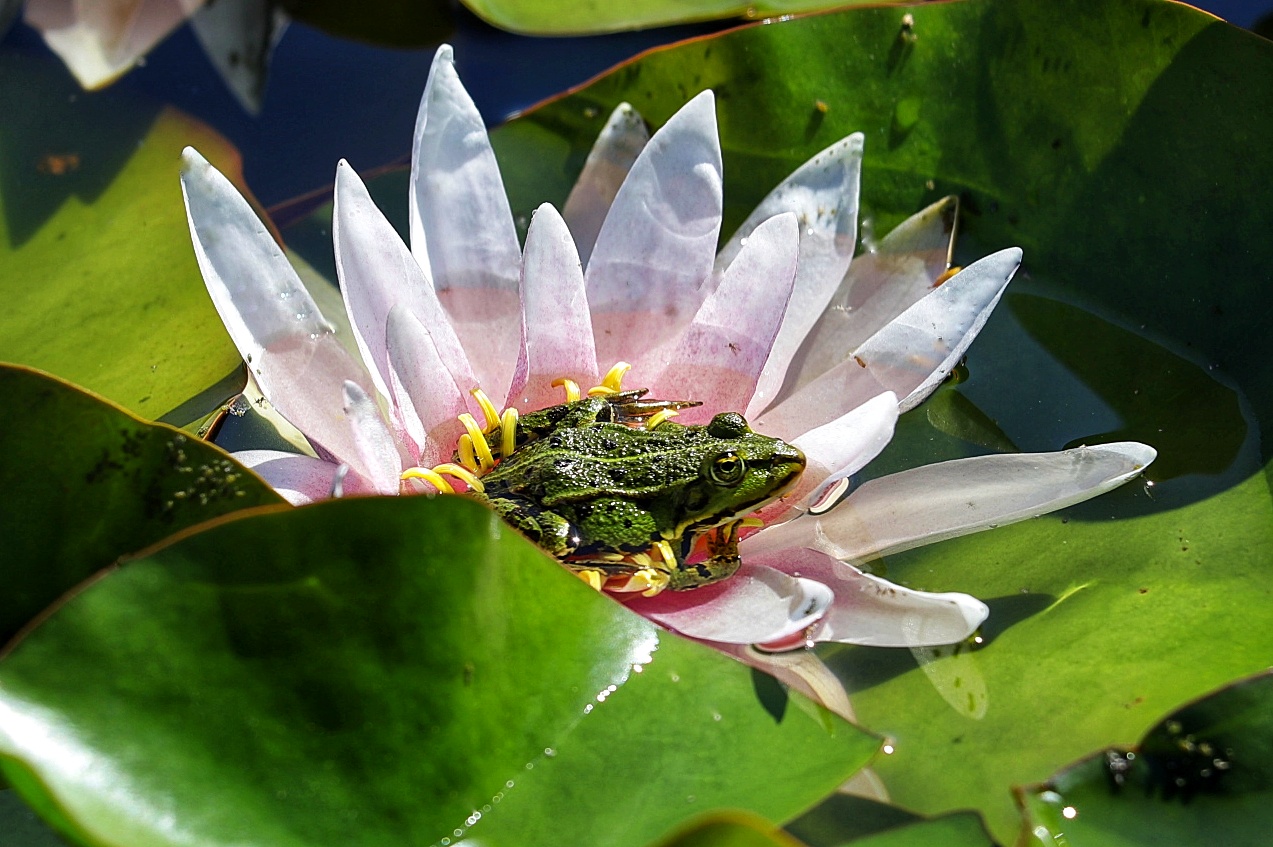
[0,364,282,647]
[787,794,999,847]
[657,812,808,847]
[0,495,878,847]
[0,50,248,423]
[0,788,70,847]
[1016,670,1273,846]
[280,0,455,48]
[488,0,1273,840]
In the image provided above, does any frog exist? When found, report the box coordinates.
[467,394,806,595]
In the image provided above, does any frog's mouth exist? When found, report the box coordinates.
[679,444,807,538]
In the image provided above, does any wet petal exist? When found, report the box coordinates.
[752,442,1157,563]
[855,246,1022,412]
[645,213,798,420]
[180,148,370,467]
[631,564,833,645]
[513,204,599,410]
[752,391,898,528]
[334,160,473,402]
[787,196,957,392]
[585,90,723,371]
[563,103,649,267]
[718,134,864,412]
[342,381,403,495]
[385,305,469,467]
[234,450,346,506]
[409,45,521,398]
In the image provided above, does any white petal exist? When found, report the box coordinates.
[630,564,833,645]
[645,213,798,421]
[750,357,891,443]
[758,442,1157,563]
[27,0,203,89]
[563,102,649,267]
[751,548,987,647]
[234,450,347,505]
[385,305,469,467]
[180,148,371,467]
[585,90,723,372]
[855,246,1022,412]
[787,196,957,392]
[513,204,599,410]
[342,381,403,495]
[719,134,864,413]
[334,160,473,401]
[410,45,521,399]
[750,391,898,529]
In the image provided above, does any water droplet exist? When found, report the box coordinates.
[686,794,697,803]
[506,780,515,789]
[712,712,722,722]
[544,747,557,758]
[670,673,680,683]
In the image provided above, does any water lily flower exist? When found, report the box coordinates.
[181,44,1155,655]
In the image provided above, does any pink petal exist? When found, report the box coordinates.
[750,442,1157,563]
[644,213,798,422]
[856,246,1021,412]
[751,548,987,647]
[385,305,469,467]
[749,358,891,443]
[787,196,957,393]
[180,148,372,469]
[511,204,600,411]
[718,134,864,413]
[563,102,649,267]
[751,391,899,528]
[585,90,723,373]
[630,564,833,645]
[409,45,521,400]
[341,380,404,495]
[234,450,366,505]
[334,159,473,401]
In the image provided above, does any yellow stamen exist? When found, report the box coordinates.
[933,265,962,287]
[400,467,456,494]
[738,517,765,529]
[645,408,679,429]
[606,567,670,597]
[470,388,502,432]
[652,540,676,565]
[588,361,631,396]
[458,413,495,472]
[500,407,519,460]
[430,463,485,493]
[575,569,605,591]
[551,377,581,403]
[458,433,479,472]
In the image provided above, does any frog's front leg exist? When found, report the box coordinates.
[667,520,743,591]
[473,492,577,559]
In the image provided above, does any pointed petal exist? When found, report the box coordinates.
[410,45,521,399]
[513,204,599,410]
[180,148,371,467]
[341,381,403,495]
[630,564,833,645]
[751,391,899,528]
[748,548,986,647]
[385,305,469,467]
[718,134,864,412]
[749,357,891,443]
[752,442,1157,563]
[585,90,723,372]
[563,103,649,267]
[786,196,957,392]
[334,160,473,400]
[645,213,798,420]
[855,246,1022,412]
[233,450,347,505]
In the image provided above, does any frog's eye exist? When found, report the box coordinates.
[710,451,747,486]
[707,412,749,439]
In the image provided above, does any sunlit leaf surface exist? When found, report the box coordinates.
[1017,671,1273,847]
[0,51,248,422]
[485,0,1273,839]
[0,496,878,847]
[459,0,879,35]
[0,364,282,646]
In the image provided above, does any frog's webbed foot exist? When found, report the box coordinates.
[667,520,745,591]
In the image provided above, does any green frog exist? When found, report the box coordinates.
[469,392,806,594]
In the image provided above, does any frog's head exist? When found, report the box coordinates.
[674,412,806,535]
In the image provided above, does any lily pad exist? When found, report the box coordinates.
[0,364,282,647]
[1017,670,1273,846]
[0,49,249,423]
[0,495,878,847]
[787,794,999,847]
[487,0,1273,840]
